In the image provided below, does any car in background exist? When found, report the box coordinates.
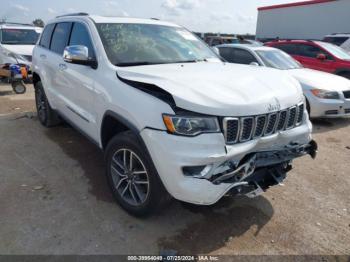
[265,40,350,79]
[216,44,350,118]
[0,22,42,66]
[324,34,350,53]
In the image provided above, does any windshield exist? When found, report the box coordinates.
[257,49,303,70]
[0,29,40,45]
[96,23,220,66]
[317,41,350,60]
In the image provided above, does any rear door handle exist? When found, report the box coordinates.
[59,64,67,71]
[40,54,46,59]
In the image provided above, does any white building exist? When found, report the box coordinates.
[256,0,350,41]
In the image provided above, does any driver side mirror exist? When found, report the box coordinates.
[63,45,97,69]
[316,53,327,61]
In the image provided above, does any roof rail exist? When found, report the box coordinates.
[56,12,89,18]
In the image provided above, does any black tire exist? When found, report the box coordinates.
[12,81,26,94]
[105,131,169,217]
[34,81,61,127]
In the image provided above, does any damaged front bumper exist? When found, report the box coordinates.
[141,120,316,205]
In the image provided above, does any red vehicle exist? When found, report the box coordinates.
[265,40,350,79]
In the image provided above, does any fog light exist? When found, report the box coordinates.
[183,165,213,178]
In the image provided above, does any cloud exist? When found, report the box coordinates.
[12,4,30,12]
[101,1,130,17]
[161,0,201,16]
[47,8,57,14]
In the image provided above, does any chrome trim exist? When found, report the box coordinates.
[295,102,304,126]
[223,117,240,144]
[239,117,255,142]
[276,109,288,132]
[264,112,278,136]
[286,106,297,130]
[253,115,267,138]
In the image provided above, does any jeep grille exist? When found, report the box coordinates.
[223,103,305,144]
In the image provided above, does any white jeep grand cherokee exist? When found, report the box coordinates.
[32,13,317,216]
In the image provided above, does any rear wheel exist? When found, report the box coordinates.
[34,81,61,127]
[105,131,169,217]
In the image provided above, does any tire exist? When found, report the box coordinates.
[34,81,61,127]
[105,131,169,217]
[12,81,26,94]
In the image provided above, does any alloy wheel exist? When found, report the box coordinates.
[111,149,150,206]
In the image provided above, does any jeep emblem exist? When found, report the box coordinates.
[267,98,281,112]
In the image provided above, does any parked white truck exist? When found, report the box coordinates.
[32,13,317,216]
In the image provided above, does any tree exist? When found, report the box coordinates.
[32,19,45,28]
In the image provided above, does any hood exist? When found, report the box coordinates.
[288,68,350,92]
[2,44,34,56]
[117,62,304,116]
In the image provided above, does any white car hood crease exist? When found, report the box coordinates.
[117,62,304,116]
[288,68,350,92]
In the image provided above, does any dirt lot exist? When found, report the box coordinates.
[0,84,349,255]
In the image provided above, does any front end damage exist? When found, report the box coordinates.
[205,140,318,198]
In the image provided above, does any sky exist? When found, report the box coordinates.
[0,0,306,34]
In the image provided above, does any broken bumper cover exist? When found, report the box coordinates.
[141,120,315,205]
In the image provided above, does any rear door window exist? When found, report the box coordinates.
[219,47,258,64]
[50,22,72,55]
[274,43,298,55]
[39,23,55,49]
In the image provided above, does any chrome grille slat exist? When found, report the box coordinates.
[286,106,297,129]
[223,103,305,144]
[240,117,254,142]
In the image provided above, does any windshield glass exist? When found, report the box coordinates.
[96,23,220,66]
[1,29,40,45]
[257,49,303,70]
[318,41,350,60]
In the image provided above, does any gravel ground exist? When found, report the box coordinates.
[0,84,349,255]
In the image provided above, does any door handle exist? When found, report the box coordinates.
[40,54,46,59]
[59,63,67,71]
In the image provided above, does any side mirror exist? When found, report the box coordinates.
[63,45,97,68]
[316,53,326,61]
[212,47,220,55]
[250,62,260,66]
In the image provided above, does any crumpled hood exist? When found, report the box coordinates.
[288,68,350,92]
[117,62,304,116]
[2,44,34,56]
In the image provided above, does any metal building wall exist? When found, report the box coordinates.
[256,0,350,40]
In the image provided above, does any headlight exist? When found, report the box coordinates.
[311,89,340,99]
[162,114,220,136]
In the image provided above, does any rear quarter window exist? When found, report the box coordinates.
[39,23,55,49]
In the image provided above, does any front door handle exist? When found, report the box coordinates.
[40,54,46,59]
[59,63,67,71]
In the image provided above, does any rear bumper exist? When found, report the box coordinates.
[141,119,313,205]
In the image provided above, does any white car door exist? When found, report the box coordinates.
[52,21,98,141]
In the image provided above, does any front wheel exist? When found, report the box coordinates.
[105,131,169,217]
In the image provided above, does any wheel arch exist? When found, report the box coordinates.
[32,72,41,87]
[100,110,142,151]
